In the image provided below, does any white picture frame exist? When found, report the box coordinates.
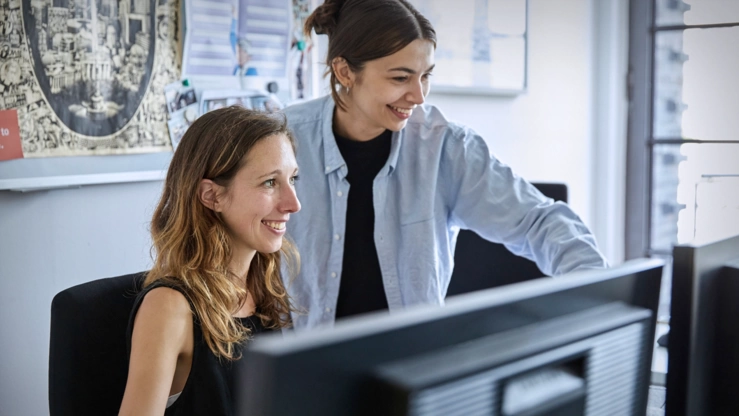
[409,0,528,96]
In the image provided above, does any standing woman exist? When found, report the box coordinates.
[119,107,301,415]
[282,0,608,329]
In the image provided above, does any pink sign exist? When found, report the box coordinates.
[0,110,23,161]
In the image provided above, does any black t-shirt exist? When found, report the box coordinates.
[333,128,392,319]
[126,282,270,416]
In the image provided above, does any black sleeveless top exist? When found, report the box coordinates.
[126,282,271,416]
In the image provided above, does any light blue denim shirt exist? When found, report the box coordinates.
[282,95,608,329]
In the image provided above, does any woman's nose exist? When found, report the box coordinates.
[280,185,301,214]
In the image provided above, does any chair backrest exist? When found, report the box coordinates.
[446,183,568,297]
[48,271,145,416]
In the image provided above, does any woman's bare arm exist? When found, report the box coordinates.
[119,287,193,416]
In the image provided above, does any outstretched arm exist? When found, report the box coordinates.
[444,126,608,275]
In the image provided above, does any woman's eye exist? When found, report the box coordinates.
[422,73,433,80]
[393,76,409,82]
[264,179,276,188]
[289,175,299,185]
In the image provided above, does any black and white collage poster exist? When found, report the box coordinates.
[0,0,180,157]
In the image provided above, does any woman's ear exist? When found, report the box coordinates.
[198,179,223,212]
[331,57,355,90]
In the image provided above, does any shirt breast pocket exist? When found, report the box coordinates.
[399,206,437,226]
[397,180,441,226]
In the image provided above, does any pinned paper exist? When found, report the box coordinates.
[0,110,23,161]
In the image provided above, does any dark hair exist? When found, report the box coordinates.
[148,106,299,359]
[304,0,436,111]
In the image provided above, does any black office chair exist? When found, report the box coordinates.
[447,183,568,297]
[48,271,146,416]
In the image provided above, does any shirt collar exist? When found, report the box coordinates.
[321,97,344,175]
[320,97,402,176]
[387,130,401,175]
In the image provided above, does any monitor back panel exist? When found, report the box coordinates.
[711,261,739,415]
[667,235,739,416]
[373,303,653,416]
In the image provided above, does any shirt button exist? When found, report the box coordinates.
[337,191,343,197]
[325,166,331,172]
[325,307,332,313]
[334,234,340,240]
[331,272,337,278]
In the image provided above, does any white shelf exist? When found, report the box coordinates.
[0,170,166,192]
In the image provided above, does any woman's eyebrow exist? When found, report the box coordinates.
[257,170,282,179]
[387,64,436,74]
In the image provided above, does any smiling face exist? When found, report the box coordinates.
[213,133,301,260]
[333,39,435,141]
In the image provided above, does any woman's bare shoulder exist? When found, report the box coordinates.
[135,286,192,328]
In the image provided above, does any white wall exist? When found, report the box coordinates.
[0,1,625,414]
[425,0,627,264]
[428,0,596,225]
[0,182,161,416]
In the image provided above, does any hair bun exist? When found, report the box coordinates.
[305,0,348,37]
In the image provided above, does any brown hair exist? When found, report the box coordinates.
[304,0,436,111]
[147,106,299,360]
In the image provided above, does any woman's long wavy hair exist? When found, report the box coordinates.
[146,106,299,360]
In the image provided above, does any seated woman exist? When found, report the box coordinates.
[119,107,301,415]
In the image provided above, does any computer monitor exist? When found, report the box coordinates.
[713,259,739,414]
[665,234,739,416]
[234,259,664,416]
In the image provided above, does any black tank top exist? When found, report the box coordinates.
[126,282,271,416]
